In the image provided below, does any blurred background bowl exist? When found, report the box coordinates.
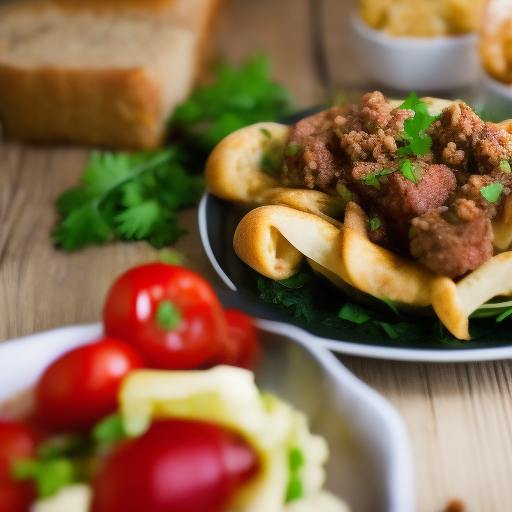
[350,12,478,92]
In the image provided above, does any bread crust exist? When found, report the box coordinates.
[0,65,163,149]
[0,0,222,148]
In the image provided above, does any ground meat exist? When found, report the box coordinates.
[428,101,484,175]
[377,164,457,248]
[280,93,512,277]
[282,107,348,192]
[472,122,512,173]
[410,207,494,278]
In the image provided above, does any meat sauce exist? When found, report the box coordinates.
[281,91,512,278]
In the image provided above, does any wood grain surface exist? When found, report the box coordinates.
[1,1,511,511]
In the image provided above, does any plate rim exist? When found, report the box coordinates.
[198,191,512,363]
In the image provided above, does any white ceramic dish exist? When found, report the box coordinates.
[0,323,414,512]
[479,65,512,121]
[199,192,512,362]
[350,12,478,91]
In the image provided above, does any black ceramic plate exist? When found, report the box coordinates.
[200,191,512,362]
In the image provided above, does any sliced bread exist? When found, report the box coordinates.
[0,0,220,148]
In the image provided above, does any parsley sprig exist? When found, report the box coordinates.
[398,92,438,157]
[53,56,294,251]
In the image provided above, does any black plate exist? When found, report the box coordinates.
[201,191,512,361]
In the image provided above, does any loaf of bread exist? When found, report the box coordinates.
[0,0,220,148]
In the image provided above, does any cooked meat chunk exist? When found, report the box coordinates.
[377,164,457,246]
[282,107,348,192]
[410,206,494,278]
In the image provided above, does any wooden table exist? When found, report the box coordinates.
[1,1,511,511]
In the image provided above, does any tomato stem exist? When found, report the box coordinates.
[155,300,182,331]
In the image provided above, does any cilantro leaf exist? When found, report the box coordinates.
[480,183,503,203]
[115,201,161,239]
[170,55,294,151]
[400,159,419,184]
[398,92,438,157]
[370,218,381,231]
[500,160,511,174]
[361,168,394,189]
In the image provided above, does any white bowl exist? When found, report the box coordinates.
[479,66,512,121]
[350,12,478,91]
[0,322,415,512]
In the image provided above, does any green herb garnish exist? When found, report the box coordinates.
[260,128,272,138]
[54,56,294,251]
[360,168,394,189]
[500,159,511,174]
[398,92,438,157]
[92,414,128,444]
[480,183,504,203]
[286,447,305,502]
[52,149,203,250]
[370,218,381,231]
[285,141,301,157]
[338,303,371,324]
[13,458,76,498]
[400,159,419,184]
[336,183,352,203]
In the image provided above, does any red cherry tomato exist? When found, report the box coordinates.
[0,420,38,512]
[35,337,144,432]
[91,419,259,512]
[208,309,261,370]
[103,263,227,370]
[0,420,38,479]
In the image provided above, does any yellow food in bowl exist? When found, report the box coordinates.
[360,0,486,36]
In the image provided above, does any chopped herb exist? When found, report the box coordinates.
[257,274,318,322]
[92,414,127,444]
[480,183,504,203]
[377,321,399,339]
[288,448,305,472]
[260,128,272,138]
[380,297,400,315]
[286,476,303,502]
[279,272,311,289]
[336,183,352,203]
[398,92,438,157]
[361,174,381,189]
[13,458,76,498]
[370,218,381,231]
[361,168,394,189]
[284,141,301,157]
[500,159,511,174]
[496,307,512,322]
[54,56,294,251]
[286,447,305,502]
[400,159,419,184]
[338,303,371,324]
